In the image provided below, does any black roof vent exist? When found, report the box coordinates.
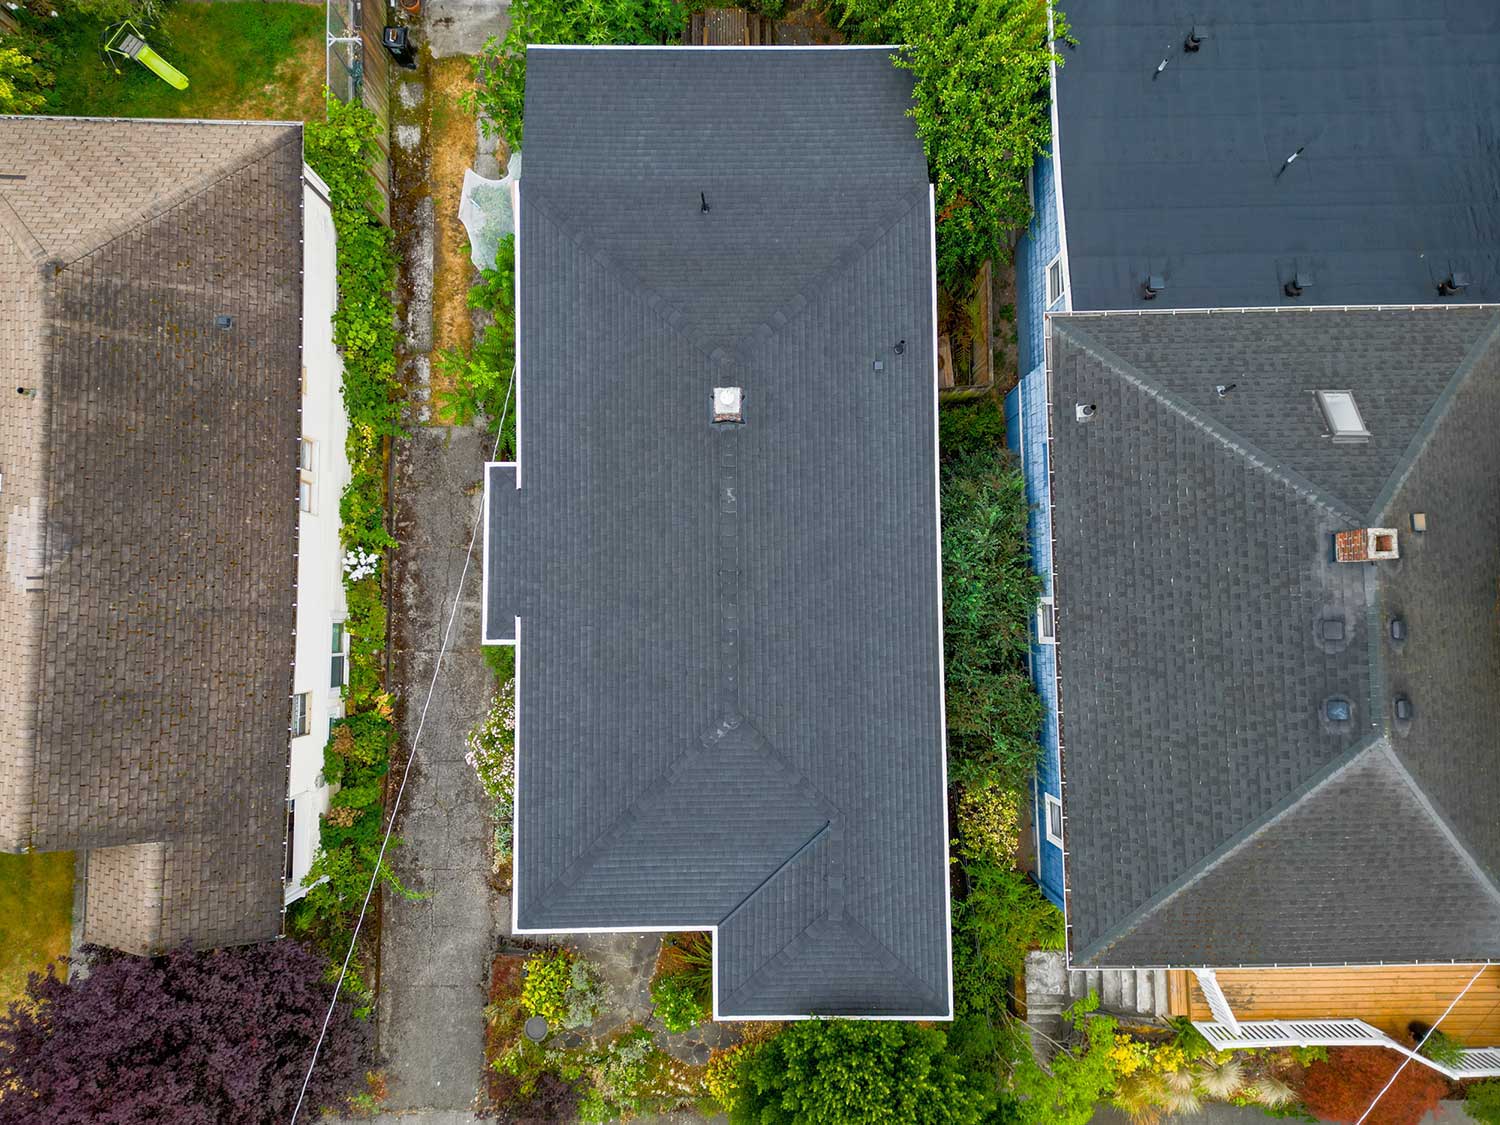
[1324,697,1352,723]
[1283,271,1314,298]
[1394,695,1415,721]
[214,315,234,330]
[1183,27,1203,52]
[1141,275,1167,300]
[1390,616,1407,642]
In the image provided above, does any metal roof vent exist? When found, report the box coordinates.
[1075,402,1098,422]
[1319,618,1346,642]
[214,314,235,330]
[1283,270,1314,298]
[1335,527,1399,563]
[1394,695,1415,722]
[1315,390,1370,443]
[1389,616,1407,642]
[1324,697,1352,723]
[1141,275,1167,300]
[711,386,743,424]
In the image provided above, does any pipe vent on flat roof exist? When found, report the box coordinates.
[1141,275,1167,300]
[1315,389,1370,443]
[711,386,743,424]
[1283,270,1314,298]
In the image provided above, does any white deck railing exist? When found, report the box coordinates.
[1196,1018,1500,1079]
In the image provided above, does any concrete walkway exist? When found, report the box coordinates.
[426,0,511,58]
[379,425,506,1113]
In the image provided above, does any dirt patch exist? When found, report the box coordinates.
[428,55,482,422]
[237,29,327,123]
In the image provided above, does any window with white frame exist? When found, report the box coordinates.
[1046,255,1065,306]
[1044,792,1064,847]
[331,622,346,689]
[291,692,310,738]
[1036,596,1056,645]
[299,438,315,513]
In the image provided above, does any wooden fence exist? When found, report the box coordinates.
[327,0,393,222]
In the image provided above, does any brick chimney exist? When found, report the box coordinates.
[1335,527,1399,563]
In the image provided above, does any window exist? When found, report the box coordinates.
[299,438,315,512]
[331,623,346,689]
[1046,255,1065,306]
[291,692,310,738]
[1036,597,1056,645]
[1044,793,1064,847]
[285,798,297,882]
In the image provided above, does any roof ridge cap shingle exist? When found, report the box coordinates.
[1369,308,1500,523]
[1380,743,1500,913]
[1054,316,1361,523]
[522,184,726,367]
[1073,736,1384,966]
[53,124,302,268]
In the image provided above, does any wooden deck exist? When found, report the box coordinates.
[1170,966,1500,1046]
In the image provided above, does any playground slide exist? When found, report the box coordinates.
[135,43,188,90]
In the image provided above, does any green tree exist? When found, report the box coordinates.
[1003,996,1120,1125]
[0,42,51,114]
[830,0,1068,290]
[734,1019,992,1124]
[463,0,684,152]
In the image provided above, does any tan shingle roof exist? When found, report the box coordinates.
[0,117,304,951]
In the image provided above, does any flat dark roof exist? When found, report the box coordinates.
[1048,306,1500,966]
[1054,1,1500,311]
[484,47,951,1018]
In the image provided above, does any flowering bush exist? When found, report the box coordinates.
[466,681,515,804]
[954,781,1021,863]
[650,973,706,1033]
[521,949,603,1031]
[704,1044,746,1113]
[343,546,381,582]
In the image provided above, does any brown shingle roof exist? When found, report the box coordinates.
[0,118,304,951]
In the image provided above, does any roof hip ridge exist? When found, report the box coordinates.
[1054,316,1361,523]
[1073,736,1386,966]
[52,124,302,269]
[1380,743,1500,913]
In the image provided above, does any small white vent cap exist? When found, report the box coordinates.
[712,386,743,423]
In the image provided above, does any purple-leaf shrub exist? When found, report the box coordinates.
[0,940,374,1124]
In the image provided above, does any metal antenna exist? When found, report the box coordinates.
[1153,44,1171,79]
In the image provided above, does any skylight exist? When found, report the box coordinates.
[1315,390,1371,443]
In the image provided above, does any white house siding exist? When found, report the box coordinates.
[286,171,349,900]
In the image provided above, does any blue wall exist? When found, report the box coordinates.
[1006,363,1065,910]
[1016,154,1064,378]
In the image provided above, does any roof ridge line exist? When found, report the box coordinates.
[732,184,928,353]
[1367,308,1500,523]
[522,185,724,368]
[0,190,48,266]
[1055,318,1361,524]
[718,819,831,929]
[1380,743,1500,913]
[55,125,302,269]
[718,910,829,1012]
[1073,736,1384,966]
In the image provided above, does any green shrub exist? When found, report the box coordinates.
[953,781,1021,864]
[1002,995,1122,1125]
[650,974,706,1034]
[1417,1027,1466,1068]
[733,1018,992,1124]
[827,0,1069,290]
[940,405,1043,791]
[435,238,519,449]
[464,0,684,153]
[1466,1079,1500,1125]
[578,1025,663,1122]
[521,949,603,1030]
[952,857,1063,1016]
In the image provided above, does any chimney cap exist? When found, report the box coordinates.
[1335,527,1399,563]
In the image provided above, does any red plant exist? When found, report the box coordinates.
[1298,1046,1451,1125]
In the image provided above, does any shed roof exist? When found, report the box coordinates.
[1048,305,1500,966]
[1053,1,1500,311]
[485,47,951,1018]
[0,117,303,951]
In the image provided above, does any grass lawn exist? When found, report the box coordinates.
[41,2,325,122]
[0,851,74,1009]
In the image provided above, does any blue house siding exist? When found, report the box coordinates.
[1016,154,1064,379]
[1004,364,1065,908]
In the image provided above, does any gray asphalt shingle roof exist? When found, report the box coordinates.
[1053,1,1500,311]
[1049,306,1500,966]
[484,47,951,1018]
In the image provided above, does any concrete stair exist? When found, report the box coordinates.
[1023,951,1171,1064]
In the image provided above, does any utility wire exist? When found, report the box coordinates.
[290,374,515,1124]
[1353,963,1488,1125]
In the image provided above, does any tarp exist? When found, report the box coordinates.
[458,151,521,271]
